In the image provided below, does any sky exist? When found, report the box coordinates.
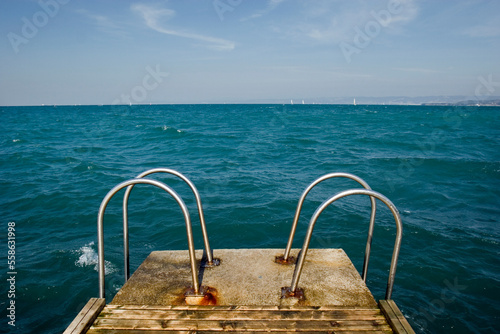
[0,0,499,105]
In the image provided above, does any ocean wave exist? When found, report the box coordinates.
[74,242,117,275]
[159,125,184,133]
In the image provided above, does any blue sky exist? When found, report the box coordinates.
[1,0,499,105]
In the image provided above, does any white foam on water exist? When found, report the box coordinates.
[161,125,183,133]
[75,242,117,275]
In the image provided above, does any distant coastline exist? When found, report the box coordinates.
[420,99,500,106]
[1,97,500,107]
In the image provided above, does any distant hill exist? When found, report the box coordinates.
[421,99,500,106]
[238,96,500,106]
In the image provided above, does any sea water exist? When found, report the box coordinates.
[0,104,499,333]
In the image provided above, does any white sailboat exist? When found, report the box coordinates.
[290,99,293,105]
[353,98,356,106]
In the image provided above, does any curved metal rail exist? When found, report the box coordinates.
[122,168,214,281]
[98,178,201,298]
[282,173,376,281]
[287,189,402,300]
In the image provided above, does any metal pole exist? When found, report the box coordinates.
[283,173,376,282]
[122,195,130,282]
[288,189,402,300]
[98,178,199,299]
[122,168,214,282]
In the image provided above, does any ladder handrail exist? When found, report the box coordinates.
[98,178,201,299]
[122,168,213,281]
[288,188,402,300]
[282,173,376,281]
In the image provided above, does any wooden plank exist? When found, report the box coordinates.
[88,304,397,332]
[386,300,415,334]
[88,330,392,334]
[103,304,379,311]
[91,318,393,331]
[64,298,106,334]
[98,309,386,321]
[379,300,415,334]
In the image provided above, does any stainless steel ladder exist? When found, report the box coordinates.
[97,169,216,299]
[122,168,217,281]
[96,170,402,301]
[278,173,402,300]
[280,173,377,282]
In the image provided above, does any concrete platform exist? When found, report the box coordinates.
[111,248,377,308]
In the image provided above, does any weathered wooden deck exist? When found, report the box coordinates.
[88,304,394,333]
[64,249,414,333]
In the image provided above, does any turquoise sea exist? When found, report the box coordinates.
[1,104,499,333]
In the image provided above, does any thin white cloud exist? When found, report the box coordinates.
[383,0,419,26]
[77,9,129,38]
[393,67,442,74]
[241,0,286,21]
[288,0,419,44]
[463,17,500,38]
[131,3,235,51]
